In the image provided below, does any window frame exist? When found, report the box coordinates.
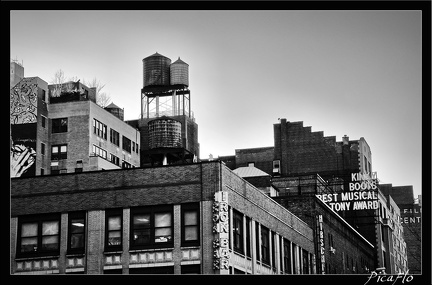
[283,238,292,274]
[130,205,173,250]
[93,118,107,140]
[181,203,200,247]
[67,211,86,255]
[105,208,123,252]
[260,225,270,265]
[16,213,61,258]
[232,209,244,254]
[51,144,68,160]
[52,118,68,133]
[110,128,120,147]
[122,136,132,153]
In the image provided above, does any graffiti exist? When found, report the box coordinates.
[10,141,36,177]
[10,79,38,124]
[10,123,37,178]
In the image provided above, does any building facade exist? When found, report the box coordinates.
[10,161,315,275]
[271,174,375,274]
[10,63,140,177]
[379,184,421,274]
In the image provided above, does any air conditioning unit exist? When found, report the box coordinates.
[329,247,336,254]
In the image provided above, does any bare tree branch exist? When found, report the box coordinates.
[83,77,111,108]
[50,69,66,97]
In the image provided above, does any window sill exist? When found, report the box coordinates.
[15,255,60,261]
[129,247,174,253]
[66,253,85,258]
[104,251,123,254]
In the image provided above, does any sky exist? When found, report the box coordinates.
[10,10,423,198]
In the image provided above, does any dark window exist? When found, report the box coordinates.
[105,208,122,252]
[245,216,251,258]
[233,210,244,254]
[17,213,61,258]
[51,144,67,160]
[131,206,173,249]
[122,136,131,153]
[41,142,45,155]
[129,266,174,274]
[41,116,46,128]
[181,264,201,274]
[255,223,260,261]
[302,248,309,274]
[283,238,292,274]
[122,161,132,169]
[103,269,122,274]
[52,118,68,133]
[271,231,276,270]
[68,211,85,254]
[181,203,199,246]
[261,226,270,265]
[40,168,44,175]
[110,128,120,146]
[75,160,83,173]
[110,154,120,166]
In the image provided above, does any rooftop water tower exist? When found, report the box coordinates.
[139,52,199,166]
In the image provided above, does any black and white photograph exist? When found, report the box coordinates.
[7,1,430,284]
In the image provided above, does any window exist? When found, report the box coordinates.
[261,226,270,265]
[105,209,122,251]
[41,142,45,155]
[41,116,46,128]
[110,154,120,166]
[68,211,85,254]
[92,144,107,159]
[122,136,132,153]
[93,119,107,140]
[255,223,260,261]
[122,161,132,169]
[302,249,309,274]
[271,231,276,270]
[181,264,201,274]
[52,118,68,133]
[136,143,139,154]
[233,210,244,254]
[75,160,83,173]
[181,203,199,246]
[272,160,281,174]
[51,144,67,160]
[110,128,120,146]
[245,216,251,258]
[131,206,173,249]
[283,238,292,274]
[17,214,61,257]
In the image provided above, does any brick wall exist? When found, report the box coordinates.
[274,119,360,179]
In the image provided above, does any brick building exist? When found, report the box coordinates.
[10,161,315,275]
[212,118,411,274]
[10,63,140,177]
[270,174,375,274]
[379,184,421,274]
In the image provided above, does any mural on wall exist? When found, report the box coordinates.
[10,78,38,177]
[10,78,38,124]
[10,123,37,177]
